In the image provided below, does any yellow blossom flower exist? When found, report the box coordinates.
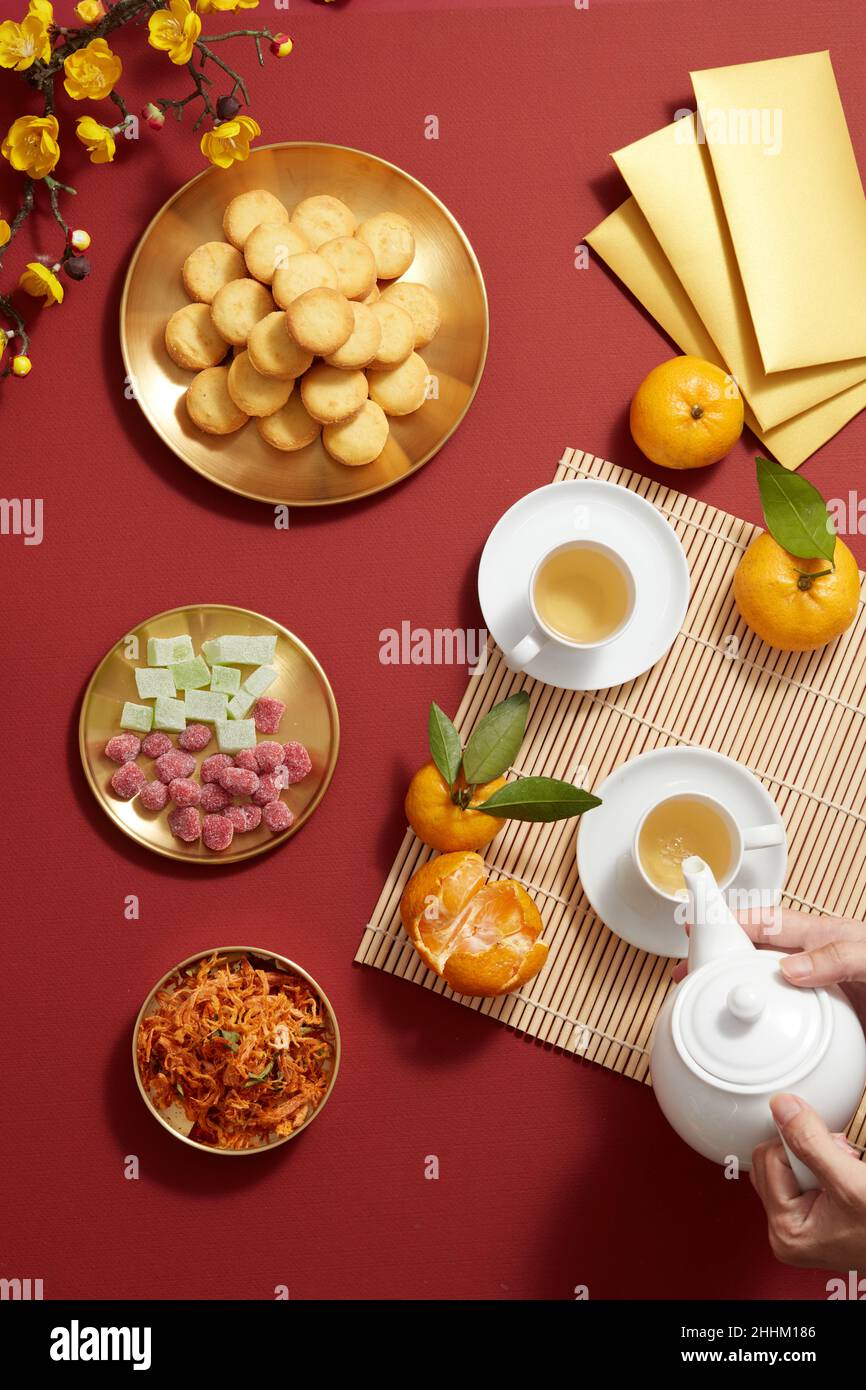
[28,0,53,26]
[63,37,122,100]
[0,12,51,70]
[148,0,201,66]
[74,0,106,21]
[200,113,260,169]
[75,115,116,164]
[19,261,64,306]
[0,217,10,246]
[1,113,60,179]
[197,0,258,12]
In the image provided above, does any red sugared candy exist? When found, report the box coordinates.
[233,749,258,771]
[178,722,212,752]
[141,731,173,758]
[201,753,233,783]
[253,697,286,734]
[254,740,285,773]
[263,800,294,832]
[252,772,281,806]
[110,762,146,799]
[138,779,169,811]
[105,733,141,764]
[203,813,233,852]
[155,749,196,784]
[199,781,231,813]
[169,776,201,807]
[283,741,312,784]
[168,805,201,842]
[223,803,262,833]
[218,766,260,796]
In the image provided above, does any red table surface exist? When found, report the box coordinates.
[2,0,864,1302]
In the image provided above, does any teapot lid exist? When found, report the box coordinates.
[673,950,832,1089]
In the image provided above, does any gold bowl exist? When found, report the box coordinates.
[133,947,341,1155]
[79,603,339,864]
[120,142,489,505]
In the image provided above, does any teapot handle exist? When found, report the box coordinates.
[778,1133,820,1191]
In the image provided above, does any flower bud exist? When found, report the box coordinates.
[65,255,91,281]
[68,228,92,252]
[216,94,241,122]
[270,34,293,58]
[12,354,32,377]
[141,103,165,131]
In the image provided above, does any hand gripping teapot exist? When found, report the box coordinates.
[650,856,866,1184]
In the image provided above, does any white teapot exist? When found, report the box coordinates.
[650,856,866,1184]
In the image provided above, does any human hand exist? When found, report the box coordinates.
[751,1096,866,1272]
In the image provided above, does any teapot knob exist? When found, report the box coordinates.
[726,981,767,1023]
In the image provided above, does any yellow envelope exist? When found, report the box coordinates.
[612,115,866,430]
[691,52,866,372]
[585,197,866,470]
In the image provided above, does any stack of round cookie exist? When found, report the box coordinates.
[165,189,442,467]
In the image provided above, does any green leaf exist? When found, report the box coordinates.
[427,701,462,788]
[212,1029,239,1053]
[756,456,836,563]
[244,1061,274,1087]
[462,692,530,785]
[474,776,602,823]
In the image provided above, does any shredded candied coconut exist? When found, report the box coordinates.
[137,954,334,1149]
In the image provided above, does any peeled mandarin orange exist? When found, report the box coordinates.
[733,531,860,652]
[400,851,549,997]
[630,355,743,470]
[404,761,506,852]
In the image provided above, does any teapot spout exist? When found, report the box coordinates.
[683,856,753,973]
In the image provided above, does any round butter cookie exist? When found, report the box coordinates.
[355,211,415,279]
[318,236,377,300]
[210,278,274,347]
[223,189,290,249]
[324,301,382,369]
[323,400,389,467]
[271,252,338,309]
[368,352,428,416]
[186,366,248,435]
[244,220,310,284]
[300,363,368,424]
[227,350,294,417]
[361,283,380,305]
[165,302,228,370]
[291,194,357,250]
[248,311,313,380]
[369,299,414,368]
[286,287,353,355]
[258,393,322,452]
[182,241,246,304]
[380,281,441,348]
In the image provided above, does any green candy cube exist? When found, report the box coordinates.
[120,702,153,733]
[227,689,256,720]
[185,690,228,723]
[153,696,187,733]
[134,667,176,699]
[216,718,256,752]
[170,655,211,690]
[242,666,277,698]
[210,664,241,695]
[204,634,277,665]
[147,635,194,667]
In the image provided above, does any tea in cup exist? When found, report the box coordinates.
[503,540,636,671]
[633,791,785,902]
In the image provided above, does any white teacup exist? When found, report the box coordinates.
[502,539,637,672]
[633,791,786,903]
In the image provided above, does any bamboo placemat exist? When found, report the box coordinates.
[356,448,866,1150]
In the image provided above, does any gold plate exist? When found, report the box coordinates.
[79,604,340,864]
[119,142,489,506]
[133,946,341,1155]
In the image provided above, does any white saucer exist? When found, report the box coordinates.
[576,746,788,959]
[477,479,690,690]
